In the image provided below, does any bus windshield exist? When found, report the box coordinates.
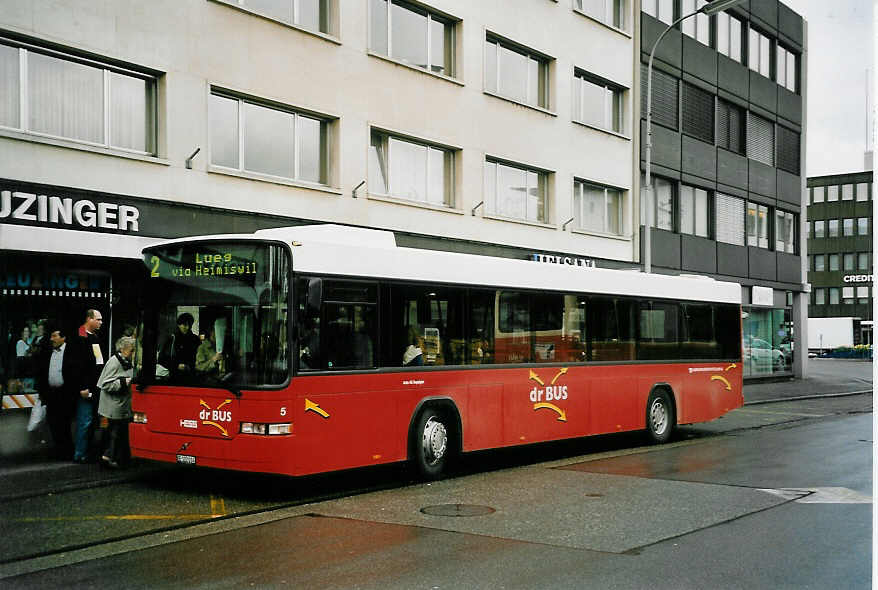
[141,241,290,389]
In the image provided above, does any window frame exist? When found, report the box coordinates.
[369,0,457,79]
[573,69,625,134]
[208,89,331,186]
[0,38,158,156]
[484,157,551,225]
[748,26,772,79]
[680,0,710,46]
[368,128,456,209]
[775,43,797,93]
[679,183,711,238]
[716,11,743,63]
[485,34,552,111]
[214,0,336,37]
[574,0,627,31]
[573,178,625,237]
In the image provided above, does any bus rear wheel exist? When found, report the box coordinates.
[646,389,675,444]
[413,409,451,480]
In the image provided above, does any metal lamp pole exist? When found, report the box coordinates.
[643,0,746,274]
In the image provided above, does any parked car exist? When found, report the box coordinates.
[744,337,786,370]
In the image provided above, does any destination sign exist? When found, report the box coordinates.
[145,245,264,282]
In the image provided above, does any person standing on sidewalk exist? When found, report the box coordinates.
[97,336,135,468]
[37,327,87,460]
[74,309,105,463]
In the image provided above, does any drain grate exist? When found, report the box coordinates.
[420,504,496,517]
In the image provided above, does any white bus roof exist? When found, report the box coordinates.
[148,224,742,304]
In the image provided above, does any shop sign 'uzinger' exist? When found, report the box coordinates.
[0,190,140,232]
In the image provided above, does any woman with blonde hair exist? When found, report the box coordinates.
[97,336,136,468]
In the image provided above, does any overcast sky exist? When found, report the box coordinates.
[783,0,874,176]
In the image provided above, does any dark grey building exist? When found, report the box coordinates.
[806,171,873,346]
[639,0,806,379]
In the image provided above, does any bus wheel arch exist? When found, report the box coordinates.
[645,385,676,444]
[408,399,461,480]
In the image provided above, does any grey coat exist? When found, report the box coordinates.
[97,353,134,419]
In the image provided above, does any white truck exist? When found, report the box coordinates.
[807,317,858,352]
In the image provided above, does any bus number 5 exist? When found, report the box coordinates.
[280,407,287,417]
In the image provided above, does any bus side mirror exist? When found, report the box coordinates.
[307,278,323,314]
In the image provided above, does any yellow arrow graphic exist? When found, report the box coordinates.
[551,367,568,385]
[528,370,545,386]
[710,375,732,391]
[305,398,330,419]
[725,363,737,371]
[216,399,232,410]
[200,399,210,409]
[202,421,229,437]
[533,402,567,422]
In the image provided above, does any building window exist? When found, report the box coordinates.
[641,0,673,25]
[370,0,455,77]
[680,184,710,237]
[680,0,709,45]
[815,288,825,305]
[369,131,454,206]
[746,202,769,248]
[812,186,824,203]
[806,221,812,238]
[227,0,331,33]
[776,45,797,92]
[843,253,855,271]
[748,27,771,78]
[775,210,795,253]
[716,99,745,154]
[640,64,678,129]
[829,288,840,305]
[842,286,854,304]
[682,83,714,143]
[575,0,626,29]
[485,159,548,223]
[485,36,550,109]
[0,40,157,154]
[829,254,839,271]
[642,174,674,231]
[858,252,870,270]
[858,217,869,236]
[573,180,623,235]
[827,185,839,201]
[828,219,839,237]
[715,193,745,245]
[776,126,800,174]
[814,254,825,271]
[857,286,869,304]
[209,91,328,184]
[843,218,854,236]
[747,112,774,166]
[716,11,743,63]
[573,70,624,132]
[842,184,854,200]
[856,182,869,201]
[814,220,824,238]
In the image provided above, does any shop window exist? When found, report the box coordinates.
[743,307,791,377]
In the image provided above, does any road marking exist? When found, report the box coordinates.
[210,494,227,517]
[8,514,223,522]
[736,408,826,418]
[759,487,872,504]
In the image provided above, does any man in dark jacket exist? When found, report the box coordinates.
[158,313,201,378]
[38,326,88,460]
[75,309,106,462]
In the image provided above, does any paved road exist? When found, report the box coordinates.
[2,393,870,589]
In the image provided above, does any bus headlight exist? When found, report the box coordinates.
[240,422,291,435]
[133,412,148,424]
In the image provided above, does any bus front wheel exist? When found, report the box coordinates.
[646,389,675,444]
[413,409,450,480]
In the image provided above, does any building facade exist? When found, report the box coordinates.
[638,0,807,379]
[0,0,639,405]
[806,171,873,348]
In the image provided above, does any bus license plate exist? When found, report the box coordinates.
[176,454,196,465]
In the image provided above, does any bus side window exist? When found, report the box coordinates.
[296,278,321,371]
[468,290,495,365]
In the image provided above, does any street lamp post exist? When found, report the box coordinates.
[643,0,746,274]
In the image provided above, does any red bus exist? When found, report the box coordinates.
[132,224,743,479]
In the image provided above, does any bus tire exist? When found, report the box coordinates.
[646,388,675,444]
[412,408,452,480]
